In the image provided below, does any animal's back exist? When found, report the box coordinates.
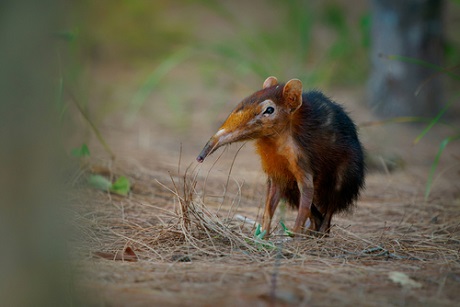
[292,90,365,213]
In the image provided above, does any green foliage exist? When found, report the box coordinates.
[279,221,294,237]
[250,224,275,250]
[383,54,460,199]
[359,14,372,49]
[412,96,460,200]
[198,0,370,86]
[66,1,375,131]
[71,143,131,196]
[71,143,90,157]
[129,48,193,120]
[254,223,267,240]
[57,27,116,160]
[384,54,460,82]
[88,174,112,192]
[111,176,131,196]
[413,102,455,145]
[79,1,189,61]
[444,42,460,67]
[88,174,131,196]
[425,134,460,199]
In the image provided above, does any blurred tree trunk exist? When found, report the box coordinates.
[368,0,444,118]
[0,1,77,305]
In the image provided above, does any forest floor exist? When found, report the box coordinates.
[71,74,460,306]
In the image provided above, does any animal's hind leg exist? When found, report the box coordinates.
[309,204,324,232]
[319,209,334,233]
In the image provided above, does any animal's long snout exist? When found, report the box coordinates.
[197,119,250,163]
[196,136,219,163]
[197,127,239,163]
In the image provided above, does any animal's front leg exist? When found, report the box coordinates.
[261,177,281,235]
[292,175,315,234]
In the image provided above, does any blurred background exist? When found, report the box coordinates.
[1,0,459,305]
[65,0,460,134]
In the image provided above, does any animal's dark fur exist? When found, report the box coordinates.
[291,90,365,213]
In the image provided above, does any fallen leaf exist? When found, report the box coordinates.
[88,174,112,191]
[121,246,138,262]
[110,176,131,196]
[388,271,422,289]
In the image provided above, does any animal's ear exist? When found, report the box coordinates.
[263,76,278,89]
[283,79,303,113]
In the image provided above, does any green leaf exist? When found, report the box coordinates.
[254,223,261,237]
[253,224,266,240]
[246,224,275,250]
[71,143,90,157]
[88,174,112,191]
[280,221,294,237]
[110,176,131,196]
[258,230,267,240]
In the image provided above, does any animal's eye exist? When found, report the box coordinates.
[263,106,275,115]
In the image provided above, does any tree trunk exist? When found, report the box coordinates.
[0,1,75,305]
[368,0,444,118]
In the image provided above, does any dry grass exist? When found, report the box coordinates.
[72,152,460,306]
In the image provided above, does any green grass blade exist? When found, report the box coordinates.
[383,54,460,80]
[425,133,460,200]
[414,101,453,144]
[68,90,115,160]
[210,43,271,79]
[129,48,192,120]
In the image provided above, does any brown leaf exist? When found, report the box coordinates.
[122,246,138,262]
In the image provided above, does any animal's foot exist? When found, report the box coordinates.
[305,228,326,238]
[318,223,332,234]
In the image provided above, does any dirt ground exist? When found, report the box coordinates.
[70,72,460,306]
